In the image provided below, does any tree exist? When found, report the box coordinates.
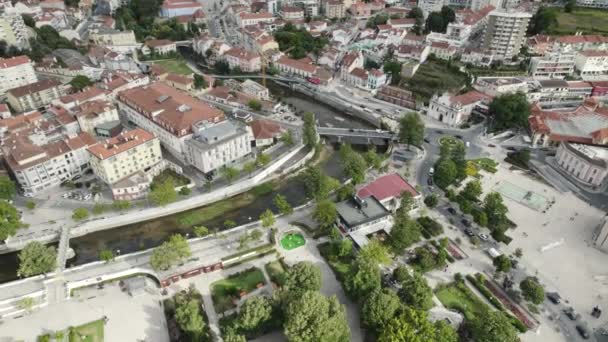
[493,254,512,273]
[26,200,36,210]
[215,60,231,74]
[337,184,355,201]
[346,256,381,298]
[361,289,401,333]
[339,144,367,185]
[514,248,523,258]
[193,74,207,89]
[248,99,262,111]
[461,180,482,202]
[565,0,576,12]
[398,191,415,215]
[489,92,531,131]
[224,331,247,342]
[301,166,339,200]
[302,112,318,148]
[259,209,275,228]
[256,153,271,167]
[337,238,353,257]
[359,238,391,265]
[390,216,421,253]
[220,166,239,184]
[284,261,322,297]
[179,187,191,196]
[434,159,458,189]
[22,14,35,28]
[520,277,544,304]
[273,194,293,215]
[0,201,25,241]
[17,241,57,277]
[69,75,93,91]
[281,130,294,146]
[0,176,16,200]
[364,148,383,169]
[434,320,459,342]
[149,179,177,206]
[469,311,518,342]
[99,249,114,262]
[72,208,89,221]
[407,7,424,34]
[313,199,337,231]
[150,234,192,271]
[284,291,350,342]
[425,12,445,33]
[112,200,131,211]
[483,192,509,229]
[383,59,402,85]
[528,7,558,35]
[224,220,237,229]
[237,296,273,332]
[243,161,257,176]
[175,299,206,338]
[398,271,433,310]
[193,225,209,237]
[378,307,444,342]
[424,194,438,208]
[440,6,456,27]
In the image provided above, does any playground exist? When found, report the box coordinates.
[280,233,306,250]
[493,181,550,212]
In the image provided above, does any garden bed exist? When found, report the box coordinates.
[211,267,266,313]
[470,158,498,174]
[435,282,490,321]
[483,278,537,330]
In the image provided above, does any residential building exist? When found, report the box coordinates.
[367,69,387,90]
[249,119,283,146]
[429,42,457,60]
[593,216,608,253]
[427,90,492,126]
[89,28,138,53]
[473,77,527,96]
[574,50,608,80]
[7,79,66,112]
[325,0,345,19]
[527,79,592,106]
[340,50,364,80]
[555,142,608,187]
[349,2,371,17]
[0,56,37,95]
[375,86,417,109]
[552,35,608,54]
[426,5,494,48]
[0,13,29,49]
[344,67,368,88]
[418,0,446,17]
[116,82,225,159]
[159,0,203,17]
[3,132,96,195]
[184,120,252,174]
[72,100,120,135]
[54,87,109,109]
[236,12,275,28]
[529,52,576,79]
[481,9,532,60]
[275,56,317,77]
[356,173,421,212]
[241,79,270,100]
[223,47,261,72]
[164,73,194,92]
[576,0,608,9]
[280,6,304,19]
[87,128,162,184]
[141,39,177,55]
[461,48,494,67]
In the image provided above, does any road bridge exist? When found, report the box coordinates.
[316,127,397,144]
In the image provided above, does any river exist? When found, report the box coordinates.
[0,91,376,284]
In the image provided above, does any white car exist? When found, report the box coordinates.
[478,233,490,241]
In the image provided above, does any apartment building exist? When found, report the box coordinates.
[0,13,29,49]
[159,0,203,17]
[556,142,608,187]
[3,132,96,195]
[527,79,592,106]
[482,10,532,60]
[184,120,252,174]
[0,56,37,95]
[275,56,317,78]
[223,47,261,72]
[576,0,608,9]
[73,100,120,135]
[241,79,270,100]
[473,77,527,96]
[6,79,66,112]
[340,50,364,80]
[574,50,608,80]
[87,128,162,184]
[142,39,177,55]
[529,52,576,79]
[280,6,304,19]
[236,12,275,28]
[325,0,345,19]
[375,86,416,109]
[89,28,138,52]
[427,90,492,126]
[116,82,225,160]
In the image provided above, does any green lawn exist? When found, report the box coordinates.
[470,158,498,174]
[43,319,105,342]
[280,233,306,250]
[151,169,190,189]
[435,282,491,321]
[553,8,608,34]
[152,59,192,75]
[265,260,287,286]
[211,267,265,313]
[403,60,468,102]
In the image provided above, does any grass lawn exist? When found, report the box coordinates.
[435,282,490,321]
[211,267,265,313]
[553,8,608,34]
[470,158,498,174]
[280,233,306,250]
[265,260,287,286]
[152,59,192,75]
[151,169,190,188]
[403,60,468,102]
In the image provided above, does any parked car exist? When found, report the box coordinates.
[547,292,561,304]
[427,178,433,186]
[462,219,472,227]
[447,207,457,215]
[455,135,463,140]
[478,233,489,241]
[564,307,580,321]
[465,228,475,237]
[424,138,431,144]
[576,325,590,339]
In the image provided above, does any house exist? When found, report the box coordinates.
[7,79,66,112]
[236,12,275,28]
[159,0,203,17]
[249,119,283,146]
[387,18,415,29]
[276,56,317,78]
[241,79,270,100]
[427,90,492,126]
[349,2,371,18]
[72,100,120,135]
[280,6,304,20]
[430,42,457,60]
[356,173,421,212]
[340,50,364,80]
[164,73,194,91]
[142,39,177,55]
[223,47,261,72]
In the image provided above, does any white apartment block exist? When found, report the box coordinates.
[73,100,120,135]
[527,79,592,105]
[473,77,528,96]
[482,10,532,60]
[529,53,576,79]
[574,50,608,80]
[0,13,29,49]
[576,0,608,9]
[223,47,261,72]
[89,28,138,53]
[241,79,270,100]
[87,128,162,184]
[418,0,445,17]
[184,120,252,174]
[0,56,37,95]
[236,12,275,28]
[427,91,491,126]
[7,79,66,112]
[556,142,608,187]
[275,56,317,78]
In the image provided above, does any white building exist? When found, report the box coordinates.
[0,55,37,95]
[529,52,576,79]
[241,79,270,100]
[223,47,261,72]
[0,13,29,49]
[184,120,252,174]
[556,142,608,187]
[73,100,120,135]
[236,12,275,28]
[426,5,494,48]
[427,90,491,126]
[89,28,138,53]
[574,50,608,81]
[418,0,446,17]
[576,0,608,9]
[275,56,317,78]
[482,9,532,60]
[473,77,528,96]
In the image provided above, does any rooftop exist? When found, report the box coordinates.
[7,79,62,98]
[87,128,155,160]
[249,119,282,139]
[565,142,608,167]
[0,56,31,69]
[336,196,390,228]
[357,173,419,202]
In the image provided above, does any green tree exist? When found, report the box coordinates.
[346,256,381,298]
[22,14,35,28]
[528,7,558,35]
[99,249,114,262]
[25,200,36,210]
[398,191,416,215]
[281,130,294,146]
[378,307,439,342]
[425,12,445,33]
[284,291,350,342]
[69,75,93,91]
[149,179,177,206]
[224,331,247,342]
[17,241,57,277]
[520,277,544,304]
[0,176,16,200]
[383,60,402,85]
[194,225,209,237]
[248,99,262,111]
[112,200,131,211]
[243,161,257,176]
[273,194,293,215]
[301,166,339,200]
[364,148,383,169]
[489,92,531,131]
[72,207,89,221]
[259,209,275,228]
[237,296,272,332]
[336,184,355,201]
[359,238,391,265]
[390,216,422,253]
[284,261,321,297]
[175,299,206,338]
[337,238,353,257]
[302,112,318,148]
[220,166,239,184]
[440,6,456,27]
[150,234,191,271]
[407,7,425,35]
[313,199,337,231]
[434,159,458,189]
[398,271,434,310]
[256,153,271,167]
[424,194,438,208]
[193,74,207,89]
[565,0,576,12]
[361,289,401,333]
[224,220,237,229]
[493,254,512,273]
[179,187,191,196]
[0,201,25,240]
[469,311,518,342]
[473,210,488,227]
[483,192,509,229]
[434,320,459,342]
[461,180,482,202]
[339,144,367,185]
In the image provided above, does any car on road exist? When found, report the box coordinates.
[447,207,457,215]
[478,233,489,241]
[576,325,591,339]
[427,178,433,186]
[455,135,463,140]
[488,143,496,147]
[462,219,472,227]
[465,228,475,237]
[564,307,580,321]
[547,292,561,304]
[424,138,431,143]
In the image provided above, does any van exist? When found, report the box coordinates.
[486,248,502,258]
[429,167,435,176]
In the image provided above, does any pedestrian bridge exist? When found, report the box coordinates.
[316,127,398,143]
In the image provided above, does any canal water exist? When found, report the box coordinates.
[0,92,376,284]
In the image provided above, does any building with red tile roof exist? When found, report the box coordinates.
[0,56,37,94]
[428,90,492,126]
[356,173,421,212]
[249,119,283,146]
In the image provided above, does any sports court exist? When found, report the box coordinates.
[280,233,306,250]
[493,181,549,212]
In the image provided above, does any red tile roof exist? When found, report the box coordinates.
[88,128,155,160]
[357,173,419,202]
[7,79,62,98]
[450,90,492,106]
[249,119,282,139]
[0,56,31,69]
[277,56,317,73]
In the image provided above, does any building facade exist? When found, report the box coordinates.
[529,53,576,79]
[0,56,37,95]
[482,10,531,60]
[555,142,608,187]
[427,90,491,126]
[574,50,608,80]
[223,47,261,72]
[6,79,66,112]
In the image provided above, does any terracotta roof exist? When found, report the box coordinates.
[165,73,193,85]
[0,56,31,69]
[281,6,303,12]
[277,56,317,73]
[7,79,62,98]
[117,82,224,137]
[357,173,419,202]
[239,12,273,20]
[567,81,592,88]
[341,51,360,68]
[579,50,608,57]
[73,100,115,119]
[557,35,608,44]
[591,127,608,141]
[431,41,450,49]
[59,87,107,105]
[462,5,494,25]
[224,47,260,61]
[350,67,368,80]
[450,90,491,106]
[88,128,155,160]
[249,119,282,139]
[388,18,415,26]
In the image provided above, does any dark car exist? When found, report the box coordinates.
[488,144,496,147]
[424,138,431,144]
[455,135,463,140]
[447,207,457,215]
[427,177,433,186]
[564,307,580,321]
[576,325,590,339]
[465,228,475,236]
[546,292,561,304]
[462,219,472,227]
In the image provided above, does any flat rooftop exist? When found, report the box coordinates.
[336,196,390,228]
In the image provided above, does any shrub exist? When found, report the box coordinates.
[179,187,192,196]
[26,200,36,210]
[466,274,504,310]
[72,208,89,221]
[417,216,444,237]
